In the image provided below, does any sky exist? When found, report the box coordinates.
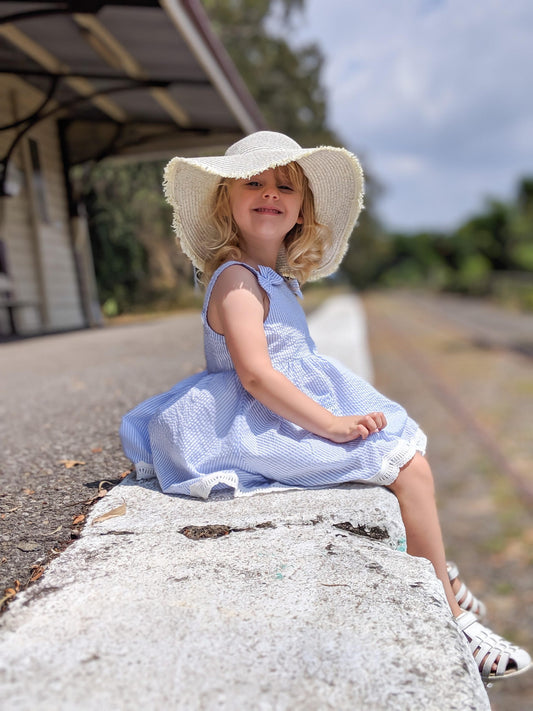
[286,0,533,232]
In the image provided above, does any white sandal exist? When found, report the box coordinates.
[447,561,487,621]
[457,611,532,681]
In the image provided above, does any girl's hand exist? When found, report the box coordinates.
[323,412,387,443]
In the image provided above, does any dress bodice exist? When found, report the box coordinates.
[201,262,316,374]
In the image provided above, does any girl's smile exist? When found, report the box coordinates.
[253,207,282,215]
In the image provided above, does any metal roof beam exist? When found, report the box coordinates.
[0,23,127,122]
[72,12,190,126]
[0,68,209,86]
[160,0,261,135]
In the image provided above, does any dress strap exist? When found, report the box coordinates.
[255,266,302,298]
[202,261,301,322]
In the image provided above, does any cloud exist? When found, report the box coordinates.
[292,0,533,229]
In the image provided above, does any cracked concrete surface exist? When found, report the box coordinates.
[0,478,489,710]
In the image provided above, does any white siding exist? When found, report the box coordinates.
[0,75,84,335]
[0,79,40,333]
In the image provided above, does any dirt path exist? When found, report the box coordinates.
[363,290,533,710]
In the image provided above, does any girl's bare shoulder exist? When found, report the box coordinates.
[210,263,263,302]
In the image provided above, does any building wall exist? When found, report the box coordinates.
[0,75,85,335]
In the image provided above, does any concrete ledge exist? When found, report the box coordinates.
[0,479,489,710]
[78,475,407,549]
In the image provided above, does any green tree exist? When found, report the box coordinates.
[367,175,533,308]
[81,161,193,315]
[202,0,335,145]
[507,178,533,271]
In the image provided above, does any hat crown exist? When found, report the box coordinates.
[225,131,302,157]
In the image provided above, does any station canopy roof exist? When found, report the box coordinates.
[0,0,266,166]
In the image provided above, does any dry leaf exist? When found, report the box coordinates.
[98,480,114,495]
[91,447,103,453]
[120,470,131,479]
[23,488,35,495]
[92,502,126,525]
[50,525,62,534]
[59,460,86,469]
[3,580,21,599]
[72,514,85,525]
[0,588,17,607]
[29,565,44,582]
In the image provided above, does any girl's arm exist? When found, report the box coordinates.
[208,265,386,444]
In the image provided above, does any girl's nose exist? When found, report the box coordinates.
[262,183,279,199]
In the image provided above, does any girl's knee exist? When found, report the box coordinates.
[389,453,435,496]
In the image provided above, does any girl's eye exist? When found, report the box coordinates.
[244,181,294,191]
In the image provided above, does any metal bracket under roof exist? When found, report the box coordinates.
[0,72,208,196]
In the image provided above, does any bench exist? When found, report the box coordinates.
[0,273,39,336]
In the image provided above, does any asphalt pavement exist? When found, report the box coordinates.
[0,309,203,597]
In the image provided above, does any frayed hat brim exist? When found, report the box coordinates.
[163,131,364,280]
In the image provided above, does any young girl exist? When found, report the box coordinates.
[120,130,531,682]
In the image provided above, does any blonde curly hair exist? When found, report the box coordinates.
[201,162,330,286]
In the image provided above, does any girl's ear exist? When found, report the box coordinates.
[296,212,304,225]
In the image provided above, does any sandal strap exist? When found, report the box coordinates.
[456,611,531,679]
[456,582,479,613]
[447,561,459,582]
[447,561,487,620]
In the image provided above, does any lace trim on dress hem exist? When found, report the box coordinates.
[373,428,427,486]
[135,461,156,480]
[135,430,427,495]
[189,472,240,500]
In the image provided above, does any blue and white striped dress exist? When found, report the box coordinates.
[120,261,426,499]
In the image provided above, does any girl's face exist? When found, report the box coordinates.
[228,168,303,251]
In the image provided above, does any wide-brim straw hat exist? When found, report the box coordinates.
[163,131,364,281]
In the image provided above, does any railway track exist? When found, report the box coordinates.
[363,289,533,711]
[365,291,533,506]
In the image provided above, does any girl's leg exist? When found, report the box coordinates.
[388,452,531,679]
[387,452,462,616]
